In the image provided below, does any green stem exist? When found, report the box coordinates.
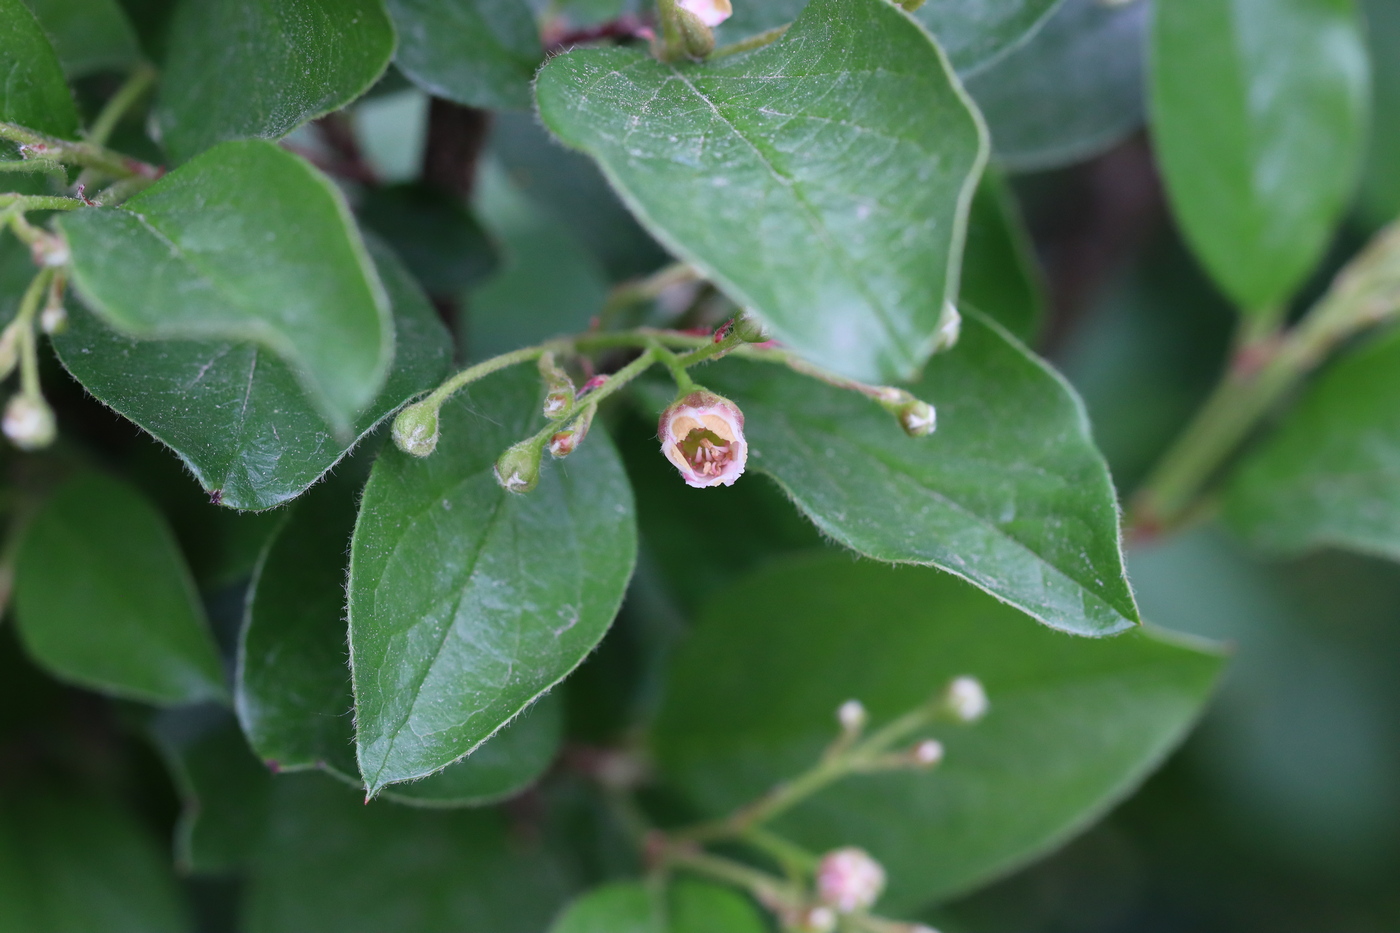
[740,826,819,875]
[87,63,157,147]
[421,343,561,410]
[662,845,803,912]
[13,269,55,397]
[0,193,86,212]
[710,23,790,59]
[1132,220,1400,535]
[652,342,697,392]
[655,0,684,60]
[0,122,160,180]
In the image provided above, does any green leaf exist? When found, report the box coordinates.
[55,234,450,511]
[239,470,565,807]
[671,312,1138,636]
[1223,329,1400,560]
[959,170,1044,341]
[349,366,637,794]
[535,0,988,385]
[243,773,578,933]
[549,880,767,933]
[0,0,78,136]
[13,473,226,706]
[386,0,541,111]
[1149,0,1369,313]
[1357,0,1400,229]
[0,792,191,932]
[60,139,395,435]
[155,0,395,162]
[22,0,141,77]
[654,555,1225,911]
[963,0,1147,172]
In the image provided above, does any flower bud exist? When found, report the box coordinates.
[946,675,988,722]
[3,394,56,450]
[30,234,69,269]
[494,438,544,494]
[548,406,594,459]
[897,399,936,437]
[0,324,20,381]
[911,739,944,766]
[658,389,747,488]
[837,699,867,732]
[40,302,67,335]
[675,5,715,57]
[732,310,770,343]
[816,847,886,913]
[539,352,575,420]
[793,906,836,933]
[392,400,440,458]
[678,0,732,27]
[932,302,961,353]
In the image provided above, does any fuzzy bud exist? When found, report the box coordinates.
[732,310,770,343]
[816,847,886,914]
[911,739,944,766]
[674,5,716,57]
[548,406,594,459]
[658,389,747,487]
[494,439,544,494]
[837,699,867,732]
[40,302,67,335]
[678,0,732,27]
[392,400,440,458]
[3,394,56,450]
[932,302,961,353]
[897,399,936,437]
[539,352,576,420]
[0,324,20,381]
[946,675,988,722]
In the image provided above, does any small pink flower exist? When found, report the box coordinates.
[677,0,732,27]
[658,389,747,488]
[816,847,886,914]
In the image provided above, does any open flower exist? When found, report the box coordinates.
[677,0,732,27]
[658,389,747,488]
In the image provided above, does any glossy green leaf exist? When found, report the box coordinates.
[13,473,225,706]
[1357,0,1400,229]
[240,470,564,807]
[1150,0,1369,313]
[349,366,637,794]
[654,555,1224,911]
[55,236,449,511]
[387,0,541,111]
[155,0,394,162]
[536,0,988,385]
[0,792,190,932]
[0,0,78,136]
[61,140,394,434]
[22,0,141,77]
[550,880,766,933]
[671,312,1137,636]
[960,170,1045,341]
[963,0,1147,172]
[244,773,578,933]
[1223,329,1400,560]
[715,0,1063,76]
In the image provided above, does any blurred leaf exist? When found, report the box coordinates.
[358,182,499,296]
[150,708,272,875]
[155,0,394,162]
[0,0,78,136]
[489,112,668,281]
[1357,0,1400,229]
[536,0,987,385]
[0,792,190,932]
[386,0,541,110]
[13,473,226,706]
[1150,0,1369,312]
[654,555,1224,911]
[549,879,767,933]
[963,0,1147,173]
[61,140,394,434]
[243,773,578,933]
[1223,328,1400,560]
[22,0,141,77]
[960,170,1045,341]
[715,0,1064,76]
[239,471,564,806]
[55,234,451,511]
[466,160,607,360]
[349,366,636,793]
[664,312,1139,637]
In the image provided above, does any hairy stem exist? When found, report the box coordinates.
[0,122,160,181]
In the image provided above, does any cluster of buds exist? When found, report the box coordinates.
[658,389,748,487]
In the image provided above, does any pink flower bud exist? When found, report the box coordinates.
[912,739,944,766]
[658,389,747,488]
[816,847,886,913]
[677,0,732,27]
[548,406,594,459]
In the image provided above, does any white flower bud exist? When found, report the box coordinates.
[837,699,867,732]
[3,394,56,450]
[794,906,836,933]
[912,739,944,766]
[932,302,961,352]
[41,303,68,335]
[816,847,886,913]
[946,675,988,722]
[494,439,544,493]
